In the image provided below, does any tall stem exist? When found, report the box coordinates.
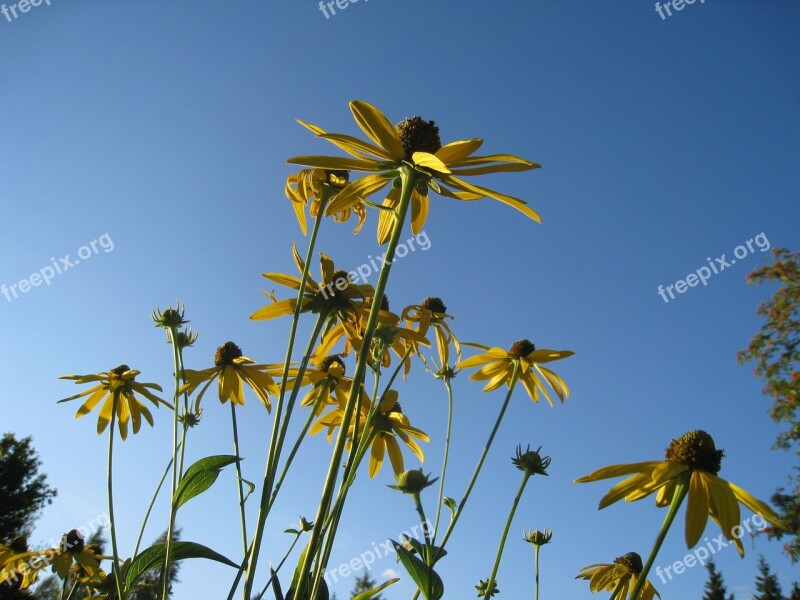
[241,191,329,599]
[230,403,248,555]
[630,473,690,600]
[107,393,124,600]
[534,545,540,600]
[133,450,176,559]
[162,328,183,600]
[485,474,530,600]
[432,378,454,542]
[434,362,520,559]
[300,166,419,600]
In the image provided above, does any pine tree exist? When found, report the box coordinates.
[753,556,783,600]
[349,570,382,599]
[702,560,734,600]
[788,581,800,600]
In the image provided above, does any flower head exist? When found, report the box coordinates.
[576,552,660,600]
[575,430,787,555]
[181,341,282,411]
[402,296,461,371]
[475,578,499,597]
[51,529,100,580]
[512,445,551,477]
[523,529,553,547]
[388,469,438,494]
[459,340,573,404]
[59,365,171,440]
[286,168,366,235]
[287,100,542,244]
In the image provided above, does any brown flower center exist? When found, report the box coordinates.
[110,364,130,376]
[61,529,85,554]
[215,342,243,367]
[614,552,643,574]
[396,116,442,160]
[421,296,447,314]
[509,339,536,358]
[319,355,346,374]
[665,430,723,474]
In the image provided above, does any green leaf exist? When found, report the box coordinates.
[124,541,237,588]
[392,540,444,600]
[352,577,400,600]
[241,476,256,503]
[173,455,239,509]
[443,496,457,515]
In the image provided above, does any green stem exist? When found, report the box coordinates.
[231,403,248,555]
[241,192,329,599]
[162,327,184,600]
[434,362,521,560]
[485,473,531,600]
[133,450,176,558]
[534,545,540,600]
[300,166,419,600]
[413,493,432,550]
[107,393,124,600]
[630,473,690,600]
[62,577,79,600]
[432,378,454,543]
[253,533,302,600]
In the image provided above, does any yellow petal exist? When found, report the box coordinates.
[442,174,542,223]
[377,188,400,245]
[250,298,300,320]
[318,132,395,160]
[726,479,786,529]
[575,461,662,483]
[412,152,451,174]
[410,189,429,235]
[287,155,383,172]
[326,173,392,216]
[686,471,711,547]
[435,138,483,163]
[349,101,405,160]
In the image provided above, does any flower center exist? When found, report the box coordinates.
[325,169,349,188]
[319,355,346,374]
[665,430,723,474]
[215,342,243,367]
[421,296,447,313]
[509,339,536,358]
[61,529,85,554]
[614,552,643,574]
[9,537,28,553]
[380,295,389,311]
[396,116,442,160]
[110,364,130,376]
[331,270,350,291]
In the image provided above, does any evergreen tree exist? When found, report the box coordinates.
[753,556,782,600]
[703,560,734,600]
[349,570,382,599]
[788,582,800,600]
[128,529,182,599]
[1,434,57,600]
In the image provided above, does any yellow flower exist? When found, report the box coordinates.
[286,168,366,235]
[576,552,661,600]
[574,430,786,555]
[0,538,50,589]
[250,245,373,322]
[311,390,429,478]
[297,355,354,416]
[51,530,100,580]
[459,339,573,404]
[59,365,170,440]
[182,342,282,411]
[286,100,541,243]
[402,296,461,370]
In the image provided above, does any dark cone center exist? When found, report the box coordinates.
[215,342,243,367]
[615,552,643,574]
[396,116,442,160]
[319,355,346,374]
[665,430,723,474]
[421,296,447,314]
[509,339,536,358]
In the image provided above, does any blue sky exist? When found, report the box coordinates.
[1,1,799,598]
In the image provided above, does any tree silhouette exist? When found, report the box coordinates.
[349,570,382,599]
[753,556,782,600]
[702,560,734,600]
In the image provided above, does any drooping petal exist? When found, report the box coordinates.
[287,155,383,172]
[349,101,405,160]
[435,138,483,164]
[685,471,711,547]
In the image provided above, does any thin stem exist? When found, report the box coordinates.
[434,362,521,560]
[62,577,79,600]
[413,493,432,550]
[534,545,540,600]
[301,166,419,600]
[432,377,454,543]
[230,403,248,555]
[241,192,329,600]
[630,473,690,600]
[107,393,124,600]
[133,450,176,558]
[485,473,531,600]
[162,327,184,600]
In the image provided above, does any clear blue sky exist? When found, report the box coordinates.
[1,1,799,598]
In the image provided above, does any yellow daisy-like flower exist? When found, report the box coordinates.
[297,355,354,416]
[286,168,367,236]
[402,296,461,370]
[286,100,541,243]
[575,430,786,555]
[51,530,100,580]
[59,365,170,440]
[181,341,282,411]
[576,552,661,600]
[0,538,50,589]
[459,339,573,404]
[250,244,373,323]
